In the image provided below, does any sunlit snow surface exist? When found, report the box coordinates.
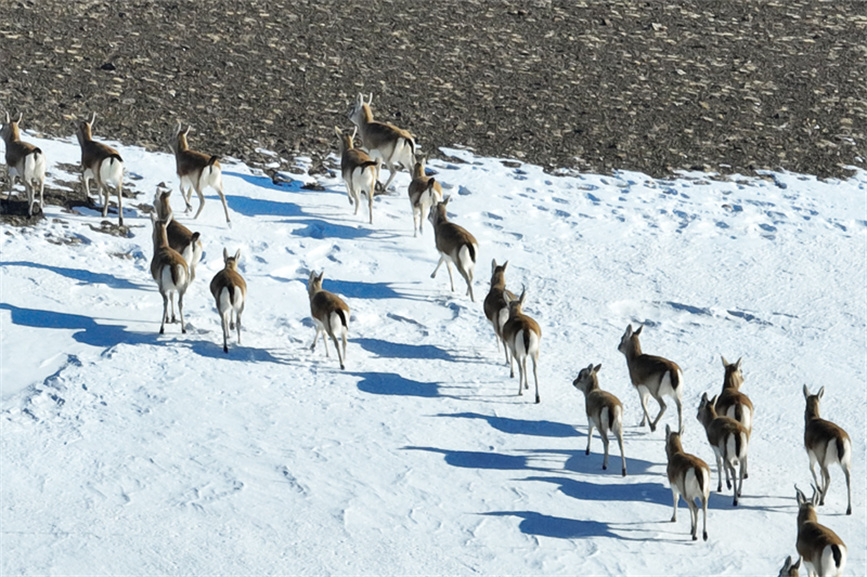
[2,134,865,575]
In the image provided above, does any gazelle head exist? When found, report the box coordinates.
[617,323,642,356]
[795,484,821,524]
[169,121,191,153]
[572,363,602,395]
[802,385,824,421]
[334,126,358,153]
[428,195,451,227]
[308,270,325,297]
[223,247,242,270]
[348,93,374,126]
[664,423,686,460]
[507,286,528,318]
[697,392,718,427]
[1,111,22,143]
[721,355,744,389]
[412,156,428,179]
[489,259,509,289]
[75,112,97,145]
[778,555,801,577]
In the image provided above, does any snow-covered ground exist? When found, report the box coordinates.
[1,132,865,575]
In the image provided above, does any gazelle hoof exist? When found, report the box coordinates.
[621,468,627,477]
[703,531,708,541]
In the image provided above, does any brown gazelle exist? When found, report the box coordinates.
[697,392,749,506]
[168,122,230,224]
[348,93,415,191]
[1,112,46,217]
[407,157,443,237]
[778,555,801,577]
[210,248,247,353]
[149,213,190,334]
[75,112,125,225]
[307,270,350,370]
[617,324,684,432]
[502,287,542,403]
[572,363,627,476]
[803,385,852,515]
[483,259,516,365]
[428,196,478,301]
[795,485,847,577]
[715,355,754,478]
[335,126,380,224]
[715,356,754,432]
[665,424,710,542]
[154,188,203,282]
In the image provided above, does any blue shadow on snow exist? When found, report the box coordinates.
[525,475,676,508]
[352,372,440,398]
[437,412,581,438]
[224,194,305,218]
[355,338,455,362]
[482,511,626,540]
[0,303,156,348]
[0,260,146,291]
[403,446,533,471]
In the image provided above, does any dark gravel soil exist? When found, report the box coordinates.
[2,0,865,187]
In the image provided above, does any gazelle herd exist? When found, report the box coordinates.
[2,98,856,573]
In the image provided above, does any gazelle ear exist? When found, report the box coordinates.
[817,386,825,399]
[634,325,643,336]
[491,259,498,273]
[90,111,97,127]
[367,93,373,105]
[803,384,810,399]
[735,357,742,369]
[665,424,672,438]
[334,126,343,137]
[593,363,602,373]
[721,355,728,367]
[223,247,229,261]
[502,260,509,270]
[234,248,241,262]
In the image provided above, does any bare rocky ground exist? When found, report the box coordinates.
[1,0,865,222]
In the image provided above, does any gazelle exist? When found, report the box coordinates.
[665,424,710,542]
[795,485,847,577]
[149,213,190,334]
[348,93,415,191]
[779,555,801,577]
[803,385,852,515]
[407,157,443,236]
[209,248,247,353]
[428,196,478,301]
[697,392,750,506]
[153,188,203,282]
[715,355,753,478]
[617,324,684,432]
[483,259,516,365]
[335,126,380,224]
[572,363,627,476]
[75,112,125,225]
[502,287,542,403]
[168,122,230,224]
[307,270,350,370]
[715,355,754,432]
[1,112,46,217]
